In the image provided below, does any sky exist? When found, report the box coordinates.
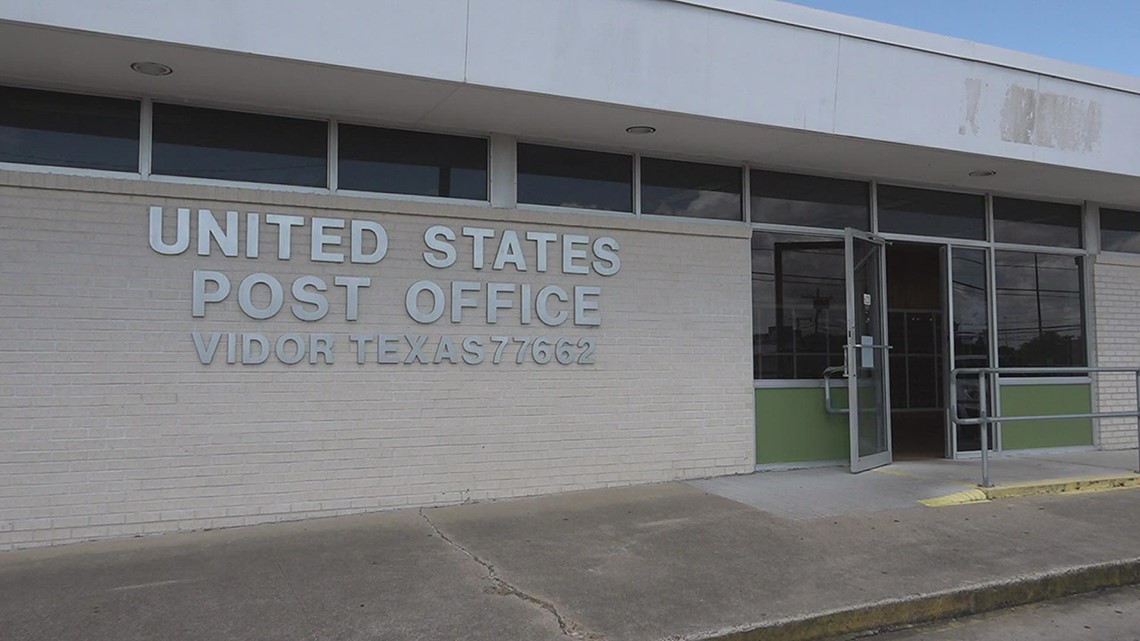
[784,0,1140,78]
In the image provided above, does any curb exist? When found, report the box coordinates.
[919,474,1140,507]
[984,474,1140,500]
[694,557,1140,641]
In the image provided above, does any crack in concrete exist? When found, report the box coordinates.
[419,509,596,640]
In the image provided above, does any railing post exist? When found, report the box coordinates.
[978,370,991,488]
[1135,369,1140,475]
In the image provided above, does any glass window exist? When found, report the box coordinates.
[338,124,487,200]
[0,85,139,172]
[752,231,846,379]
[517,143,632,212]
[951,248,990,450]
[877,185,985,240]
[1100,208,1140,253]
[993,197,1082,248]
[952,248,990,371]
[640,157,741,221]
[995,251,1085,368]
[152,103,327,187]
[750,170,868,229]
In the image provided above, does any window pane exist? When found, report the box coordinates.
[877,185,985,239]
[952,248,990,370]
[752,231,846,379]
[995,251,1085,368]
[338,124,487,200]
[517,143,632,212]
[952,248,990,450]
[993,197,1081,248]
[152,103,327,187]
[1100,208,1140,253]
[640,157,741,220]
[750,170,869,229]
[0,85,139,172]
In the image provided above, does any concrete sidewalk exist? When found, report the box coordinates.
[690,449,1140,519]
[2,451,1140,641]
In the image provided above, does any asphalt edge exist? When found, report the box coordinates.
[693,557,1140,641]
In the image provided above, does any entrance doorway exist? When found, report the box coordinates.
[839,235,990,471]
[885,242,947,459]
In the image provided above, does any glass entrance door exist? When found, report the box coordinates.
[846,229,892,472]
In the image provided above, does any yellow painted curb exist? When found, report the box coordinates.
[983,474,1140,500]
[919,474,1140,507]
[918,489,989,507]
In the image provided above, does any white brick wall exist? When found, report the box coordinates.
[0,172,755,549]
[1093,254,1140,450]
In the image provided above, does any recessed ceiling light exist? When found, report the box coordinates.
[968,170,997,177]
[130,62,173,76]
[625,125,657,135]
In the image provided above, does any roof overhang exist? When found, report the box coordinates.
[1,0,1139,208]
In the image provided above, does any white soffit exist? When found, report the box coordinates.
[0,11,1139,208]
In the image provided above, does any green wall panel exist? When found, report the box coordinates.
[998,383,1093,450]
[755,387,849,464]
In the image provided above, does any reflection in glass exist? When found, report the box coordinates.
[640,157,741,221]
[877,185,985,240]
[851,236,888,459]
[750,170,869,229]
[517,143,632,212]
[338,125,487,200]
[1100,208,1140,253]
[952,248,990,451]
[752,232,846,379]
[993,197,1081,248]
[152,104,327,187]
[0,85,139,172]
[995,251,1085,368]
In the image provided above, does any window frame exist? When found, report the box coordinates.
[515,140,637,215]
[1098,206,1140,255]
[990,195,1084,249]
[0,83,143,176]
[751,178,1092,385]
[335,120,491,203]
[149,101,331,190]
[749,167,872,232]
[638,155,744,222]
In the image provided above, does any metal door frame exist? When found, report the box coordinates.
[845,228,893,472]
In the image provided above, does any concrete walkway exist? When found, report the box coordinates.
[690,449,1140,519]
[2,450,1140,641]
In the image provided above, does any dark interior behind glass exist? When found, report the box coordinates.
[152,103,327,187]
[993,197,1081,248]
[0,85,139,172]
[877,185,985,240]
[1100,207,1140,253]
[640,157,741,220]
[517,143,632,212]
[338,124,487,200]
[750,170,869,229]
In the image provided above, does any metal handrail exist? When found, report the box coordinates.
[949,366,1140,488]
